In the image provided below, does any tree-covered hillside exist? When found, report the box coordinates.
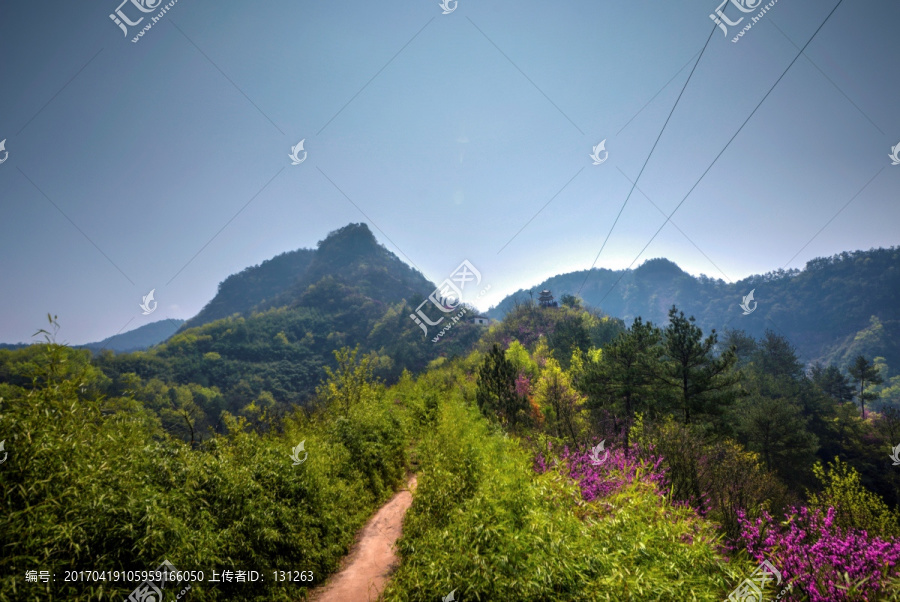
[88,224,486,421]
[180,222,438,332]
[179,248,316,331]
[488,248,900,371]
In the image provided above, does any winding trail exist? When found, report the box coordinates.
[309,475,417,602]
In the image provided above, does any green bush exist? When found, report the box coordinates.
[0,343,411,601]
[383,369,752,601]
[808,457,900,538]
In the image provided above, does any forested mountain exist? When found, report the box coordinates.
[488,248,900,369]
[179,248,316,331]
[180,222,435,332]
[5,296,900,600]
[4,227,900,600]
[91,223,485,417]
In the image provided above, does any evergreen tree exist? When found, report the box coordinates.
[476,344,525,429]
[810,362,855,404]
[720,329,758,369]
[559,293,582,309]
[848,355,884,419]
[753,330,804,381]
[549,314,591,370]
[579,317,663,450]
[659,307,740,425]
[736,385,818,482]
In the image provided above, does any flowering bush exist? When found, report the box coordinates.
[738,506,900,601]
[534,441,667,502]
[514,372,531,398]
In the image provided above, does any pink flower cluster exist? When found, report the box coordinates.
[515,373,531,399]
[534,442,667,502]
[737,506,900,601]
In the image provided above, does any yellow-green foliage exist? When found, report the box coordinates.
[316,345,381,417]
[505,340,538,379]
[383,361,752,601]
[533,358,586,446]
[809,457,900,538]
[631,414,789,542]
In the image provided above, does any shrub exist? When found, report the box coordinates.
[738,506,900,601]
[808,457,900,539]
[384,372,751,601]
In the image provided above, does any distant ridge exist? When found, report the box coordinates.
[82,319,185,353]
[488,248,900,368]
[0,319,184,353]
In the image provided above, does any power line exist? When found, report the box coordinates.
[593,0,846,308]
[578,24,718,295]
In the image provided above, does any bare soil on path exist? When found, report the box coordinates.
[308,475,417,602]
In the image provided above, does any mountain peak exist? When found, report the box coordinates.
[180,222,433,331]
[317,223,378,255]
[633,257,687,278]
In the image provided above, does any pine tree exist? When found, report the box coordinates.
[579,317,663,450]
[810,362,854,404]
[848,355,883,419]
[659,307,740,425]
[476,344,524,429]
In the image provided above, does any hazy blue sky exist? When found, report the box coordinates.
[1,0,898,344]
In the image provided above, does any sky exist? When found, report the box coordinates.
[1,0,898,345]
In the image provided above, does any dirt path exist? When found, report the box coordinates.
[309,475,417,602]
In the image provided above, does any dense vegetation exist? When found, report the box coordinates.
[1,323,413,601]
[4,242,900,600]
[381,302,900,600]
